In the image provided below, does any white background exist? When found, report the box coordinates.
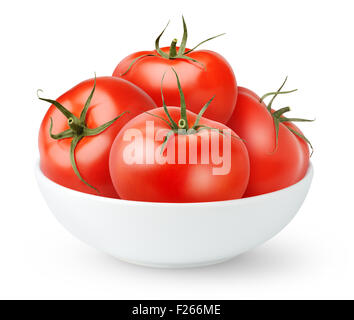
[0,0,353,300]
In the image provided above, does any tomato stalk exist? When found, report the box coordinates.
[67,117,84,134]
[169,39,178,58]
[121,16,225,75]
[260,77,314,154]
[38,75,127,193]
[145,68,242,154]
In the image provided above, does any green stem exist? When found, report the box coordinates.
[38,77,126,193]
[171,68,188,129]
[178,16,188,56]
[178,119,187,129]
[149,17,225,67]
[123,16,225,75]
[272,107,290,118]
[68,117,84,135]
[169,39,178,58]
[155,67,241,154]
[259,77,314,155]
[267,76,288,112]
[260,89,298,103]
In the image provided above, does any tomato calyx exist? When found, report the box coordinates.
[121,16,225,76]
[145,68,243,154]
[260,77,314,155]
[37,76,127,193]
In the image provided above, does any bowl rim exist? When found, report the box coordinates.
[35,161,313,207]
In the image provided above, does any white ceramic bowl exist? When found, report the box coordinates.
[35,163,313,268]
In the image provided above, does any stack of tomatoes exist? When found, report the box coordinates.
[38,18,313,203]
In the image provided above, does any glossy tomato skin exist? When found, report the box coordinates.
[39,77,157,198]
[113,47,237,124]
[109,107,250,202]
[227,87,309,197]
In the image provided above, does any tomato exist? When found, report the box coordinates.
[109,107,250,202]
[38,76,157,198]
[112,17,237,124]
[109,70,249,202]
[227,83,312,197]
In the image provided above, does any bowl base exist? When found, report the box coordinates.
[113,255,236,269]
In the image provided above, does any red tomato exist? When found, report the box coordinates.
[227,86,311,197]
[38,76,157,198]
[112,17,237,124]
[109,107,250,202]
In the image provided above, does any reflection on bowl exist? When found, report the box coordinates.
[35,162,313,268]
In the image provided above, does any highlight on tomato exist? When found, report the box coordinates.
[112,16,237,124]
[109,69,249,203]
[227,78,313,197]
[38,76,157,198]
